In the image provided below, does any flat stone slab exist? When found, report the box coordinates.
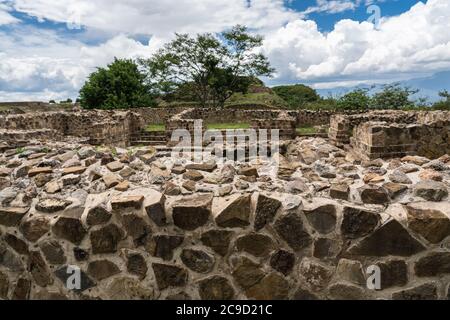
[111,195,144,210]
[28,167,52,177]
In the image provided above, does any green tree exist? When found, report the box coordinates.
[336,88,371,110]
[371,83,418,109]
[272,84,320,108]
[140,25,274,108]
[432,90,450,110]
[79,58,155,109]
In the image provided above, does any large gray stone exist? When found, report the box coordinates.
[214,194,251,228]
[172,194,212,231]
[274,212,312,251]
[414,181,448,201]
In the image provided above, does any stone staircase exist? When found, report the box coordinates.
[130,130,167,146]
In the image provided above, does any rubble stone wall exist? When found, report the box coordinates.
[0,111,144,147]
[351,119,450,160]
[1,189,450,300]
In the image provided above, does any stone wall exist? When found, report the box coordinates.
[1,189,450,300]
[0,110,144,147]
[351,118,450,160]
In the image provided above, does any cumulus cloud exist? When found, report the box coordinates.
[1,0,450,100]
[264,0,450,88]
[0,1,19,25]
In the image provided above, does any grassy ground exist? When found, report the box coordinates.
[296,126,318,135]
[206,123,250,130]
[145,124,166,132]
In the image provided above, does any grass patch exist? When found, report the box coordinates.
[206,123,250,130]
[145,124,166,132]
[296,126,318,135]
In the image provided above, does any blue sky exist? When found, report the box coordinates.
[1,0,449,102]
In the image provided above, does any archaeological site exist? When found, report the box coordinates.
[0,104,450,301]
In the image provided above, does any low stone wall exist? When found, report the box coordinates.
[0,110,144,147]
[328,111,418,147]
[351,118,450,160]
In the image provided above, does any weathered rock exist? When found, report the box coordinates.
[341,206,381,239]
[219,164,236,183]
[144,190,166,226]
[238,166,258,177]
[90,224,124,254]
[419,169,443,182]
[146,235,184,261]
[34,173,52,187]
[389,170,412,184]
[383,182,408,199]
[304,204,337,234]
[106,277,154,300]
[232,257,265,290]
[402,155,430,166]
[62,166,86,176]
[172,194,212,230]
[0,271,8,299]
[415,252,450,277]
[392,283,437,300]
[299,258,333,290]
[28,167,52,177]
[292,288,319,300]
[254,194,281,231]
[39,240,66,265]
[121,214,151,246]
[87,260,120,281]
[328,282,365,300]
[200,230,234,257]
[236,233,275,257]
[183,170,204,181]
[152,263,188,290]
[218,184,232,197]
[347,219,426,257]
[171,166,186,175]
[180,249,215,273]
[313,238,341,259]
[186,162,217,173]
[359,185,390,205]
[127,253,148,280]
[115,180,130,191]
[86,205,112,226]
[35,198,72,213]
[0,207,29,226]
[214,194,251,228]
[0,245,24,272]
[163,182,181,196]
[274,212,312,251]
[329,183,350,201]
[28,251,53,287]
[45,180,61,194]
[4,233,28,255]
[198,276,235,300]
[406,206,450,244]
[55,266,95,293]
[270,250,295,276]
[111,195,144,210]
[414,181,448,201]
[182,180,196,192]
[20,216,50,242]
[245,272,289,300]
[107,161,124,172]
[52,217,87,245]
[376,260,408,289]
[12,278,31,300]
[335,259,365,286]
[102,174,121,189]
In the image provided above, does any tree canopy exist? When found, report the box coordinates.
[140,25,274,108]
[79,58,155,109]
[272,84,320,108]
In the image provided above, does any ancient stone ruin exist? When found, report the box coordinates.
[0,106,450,300]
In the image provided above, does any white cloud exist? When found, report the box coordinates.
[264,0,450,88]
[12,0,299,36]
[0,1,19,25]
[2,0,450,100]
